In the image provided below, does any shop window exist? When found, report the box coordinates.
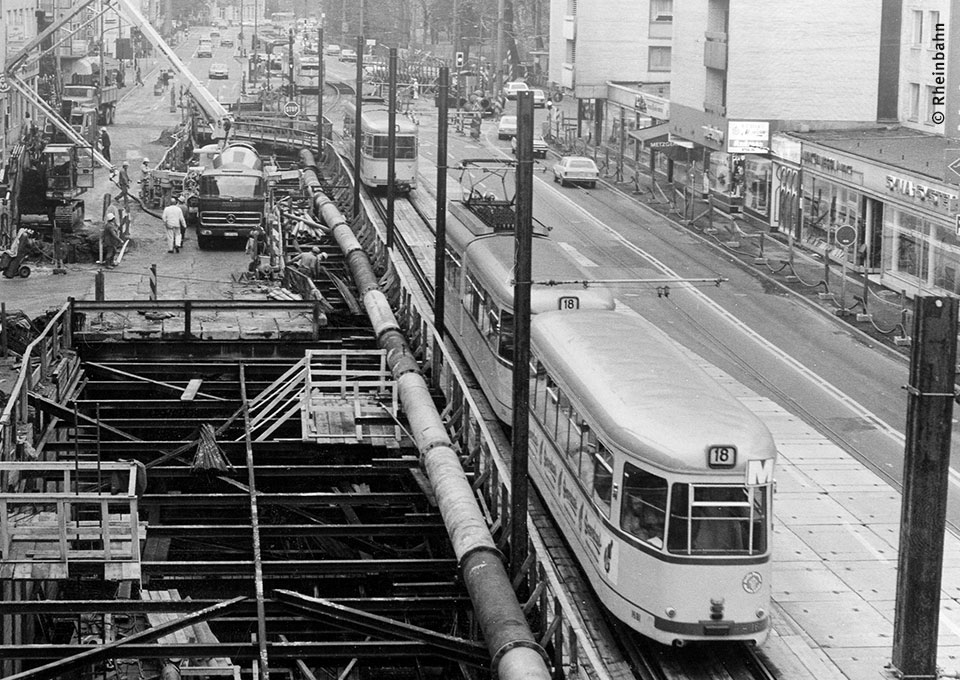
[744,157,771,216]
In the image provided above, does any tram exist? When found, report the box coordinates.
[526,309,777,646]
[442,203,615,421]
[342,101,418,192]
[296,55,321,94]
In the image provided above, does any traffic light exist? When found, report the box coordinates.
[455,51,464,68]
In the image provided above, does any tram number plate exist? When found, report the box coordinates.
[558,296,580,310]
[707,445,737,468]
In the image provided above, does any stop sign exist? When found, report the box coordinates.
[283,100,301,118]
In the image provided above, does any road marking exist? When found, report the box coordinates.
[557,241,598,267]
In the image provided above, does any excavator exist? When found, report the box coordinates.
[1,0,232,234]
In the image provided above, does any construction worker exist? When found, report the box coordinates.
[162,196,185,253]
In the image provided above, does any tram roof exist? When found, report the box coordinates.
[465,236,615,311]
[531,310,777,475]
[343,102,418,135]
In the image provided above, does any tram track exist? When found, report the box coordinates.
[365,182,787,680]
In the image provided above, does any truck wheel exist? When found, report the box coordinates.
[196,234,211,250]
[18,265,31,278]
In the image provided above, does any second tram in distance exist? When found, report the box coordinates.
[341,101,418,192]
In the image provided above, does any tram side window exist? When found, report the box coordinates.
[465,272,485,324]
[444,248,461,293]
[556,391,574,455]
[543,376,560,436]
[529,359,541,410]
[498,310,514,361]
[592,444,613,517]
[620,463,666,548]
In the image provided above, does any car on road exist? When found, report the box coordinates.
[220,36,234,47]
[503,81,529,100]
[512,134,549,158]
[497,115,517,139]
[208,63,230,79]
[552,156,599,188]
[325,44,341,56]
[340,48,357,62]
[530,89,546,108]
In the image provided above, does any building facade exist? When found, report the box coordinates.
[2,0,42,157]
[899,0,950,134]
[548,0,672,99]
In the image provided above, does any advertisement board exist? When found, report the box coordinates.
[727,120,769,154]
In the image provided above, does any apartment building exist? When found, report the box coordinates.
[548,0,673,99]
[1,0,41,156]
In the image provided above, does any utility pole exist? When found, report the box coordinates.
[288,28,294,97]
[892,296,959,678]
[317,23,324,149]
[495,0,504,98]
[453,0,462,109]
[509,90,535,583]
[386,47,397,249]
[352,35,364,219]
[434,66,449,353]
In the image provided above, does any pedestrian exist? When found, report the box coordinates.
[162,196,185,253]
[245,227,264,271]
[135,65,143,86]
[101,214,122,267]
[293,246,327,279]
[118,161,131,208]
[99,128,111,162]
[177,194,188,243]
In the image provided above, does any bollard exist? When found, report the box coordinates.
[95,270,105,301]
[150,264,158,300]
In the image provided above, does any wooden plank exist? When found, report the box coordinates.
[181,379,203,401]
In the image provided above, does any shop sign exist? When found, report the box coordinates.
[702,125,724,144]
[802,151,858,177]
[727,120,769,154]
[633,93,670,120]
[886,175,959,211]
[770,133,801,164]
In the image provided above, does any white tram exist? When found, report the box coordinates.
[442,203,615,422]
[296,55,321,94]
[526,309,777,646]
[342,101,418,192]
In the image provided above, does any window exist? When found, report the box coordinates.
[929,11,941,43]
[912,10,923,44]
[592,445,613,516]
[908,82,920,121]
[498,310,514,361]
[621,463,667,548]
[650,0,673,22]
[926,85,940,125]
[648,46,671,72]
[667,484,768,556]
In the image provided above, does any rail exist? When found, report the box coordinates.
[0,301,72,462]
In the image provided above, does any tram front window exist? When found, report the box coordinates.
[667,483,767,556]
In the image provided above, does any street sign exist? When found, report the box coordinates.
[648,141,673,148]
[283,100,301,118]
[835,224,857,247]
[0,75,9,94]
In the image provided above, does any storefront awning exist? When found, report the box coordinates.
[628,123,670,144]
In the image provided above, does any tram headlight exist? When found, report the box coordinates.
[756,608,766,619]
[742,571,763,594]
[665,607,676,619]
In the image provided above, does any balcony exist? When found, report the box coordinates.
[563,16,576,41]
[704,32,727,70]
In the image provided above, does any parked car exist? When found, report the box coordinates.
[552,156,599,188]
[497,115,518,140]
[207,63,230,80]
[530,89,547,108]
[512,134,549,158]
[325,44,341,56]
[503,81,529,100]
[340,48,357,62]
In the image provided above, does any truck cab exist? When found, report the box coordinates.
[192,143,266,249]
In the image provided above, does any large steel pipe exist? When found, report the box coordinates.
[303,151,550,680]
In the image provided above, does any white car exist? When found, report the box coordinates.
[325,44,341,56]
[530,89,547,108]
[207,63,230,79]
[340,48,357,62]
[497,115,517,140]
[512,134,549,158]
[553,156,599,188]
[503,81,529,100]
